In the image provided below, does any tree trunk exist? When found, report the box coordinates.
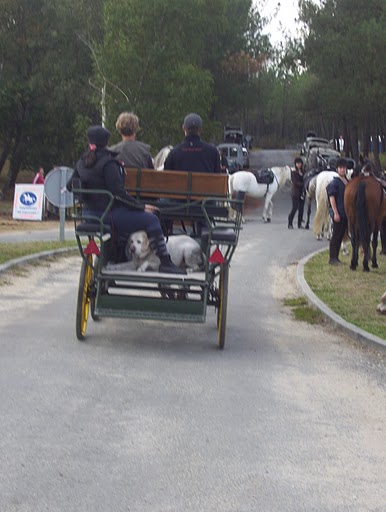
[1,127,25,197]
[349,124,359,164]
[0,139,12,178]
[372,132,381,176]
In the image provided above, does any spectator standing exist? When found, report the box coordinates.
[219,148,229,173]
[288,157,305,229]
[326,158,348,264]
[33,166,45,184]
[109,112,154,169]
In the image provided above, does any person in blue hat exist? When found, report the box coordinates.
[67,125,186,274]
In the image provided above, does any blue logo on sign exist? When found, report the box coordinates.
[20,192,38,206]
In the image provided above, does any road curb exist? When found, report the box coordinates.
[0,247,77,274]
[297,247,386,351]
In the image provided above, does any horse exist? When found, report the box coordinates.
[344,171,385,271]
[229,166,291,222]
[154,145,173,170]
[312,170,338,240]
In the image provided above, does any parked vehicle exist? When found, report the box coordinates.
[218,143,244,173]
[223,125,244,145]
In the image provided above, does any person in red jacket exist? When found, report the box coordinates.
[32,166,45,184]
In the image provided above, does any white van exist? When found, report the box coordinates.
[218,143,244,173]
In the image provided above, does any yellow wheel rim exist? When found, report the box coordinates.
[80,256,92,336]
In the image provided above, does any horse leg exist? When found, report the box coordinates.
[305,199,311,229]
[341,230,350,256]
[350,229,359,270]
[266,199,273,222]
[371,230,379,269]
[262,195,269,222]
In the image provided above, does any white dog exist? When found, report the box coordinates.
[127,231,205,272]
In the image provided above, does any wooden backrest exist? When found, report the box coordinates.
[125,168,228,200]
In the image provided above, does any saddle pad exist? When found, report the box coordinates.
[251,168,274,185]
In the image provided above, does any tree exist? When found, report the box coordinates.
[298,0,386,171]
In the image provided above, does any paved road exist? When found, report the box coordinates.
[0,150,385,511]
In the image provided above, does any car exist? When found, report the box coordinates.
[218,143,244,173]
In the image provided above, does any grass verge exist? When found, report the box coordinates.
[0,241,77,265]
[283,297,324,324]
[304,249,386,340]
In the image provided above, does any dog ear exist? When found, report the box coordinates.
[142,232,150,251]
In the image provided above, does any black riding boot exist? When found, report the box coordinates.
[148,228,187,274]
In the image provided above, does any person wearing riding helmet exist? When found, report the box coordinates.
[67,125,186,274]
[288,157,305,229]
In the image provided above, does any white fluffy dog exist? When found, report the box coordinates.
[127,231,205,272]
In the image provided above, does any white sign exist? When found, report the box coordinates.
[12,184,45,221]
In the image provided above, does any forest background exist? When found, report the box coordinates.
[0,0,384,196]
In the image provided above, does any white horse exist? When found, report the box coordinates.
[154,145,173,170]
[313,170,337,240]
[229,166,291,222]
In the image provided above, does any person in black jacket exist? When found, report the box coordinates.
[68,125,185,274]
[326,158,348,264]
[164,113,221,173]
[288,157,305,229]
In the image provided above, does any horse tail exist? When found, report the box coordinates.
[313,188,329,237]
[356,181,369,247]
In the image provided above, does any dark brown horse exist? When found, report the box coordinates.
[344,173,385,271]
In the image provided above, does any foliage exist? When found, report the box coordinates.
[298,0,386,157]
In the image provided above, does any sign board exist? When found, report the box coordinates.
[13,184,45,221]
[44,166,74,208]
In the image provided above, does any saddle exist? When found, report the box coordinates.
[251,168,274,185]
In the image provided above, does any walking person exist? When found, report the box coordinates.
[67,125,185,274]
[326,158,348,264]
[288,157,305,229]
[109,111,154,169]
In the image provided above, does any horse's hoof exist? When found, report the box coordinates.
[350,265,357,271]
[305,225,309,230]
[372,263,379,269]
[266,218,271,223]
[363,267,370,272]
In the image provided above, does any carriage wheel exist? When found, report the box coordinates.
[217,264,229,350]
[90,256,100,322]
[76,254,93,340]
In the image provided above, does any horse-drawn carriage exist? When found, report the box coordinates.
[72,168,244,349]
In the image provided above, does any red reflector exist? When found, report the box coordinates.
[209,246,224,263]
[84,240,100,256]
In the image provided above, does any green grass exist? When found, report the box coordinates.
[0,241,77,265]
[304,249,386,340]
[283,297,324,324]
